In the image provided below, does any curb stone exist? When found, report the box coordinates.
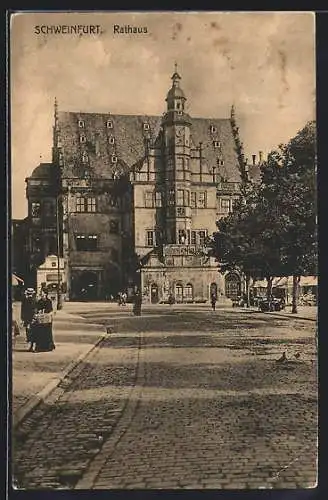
[13,331,107,430]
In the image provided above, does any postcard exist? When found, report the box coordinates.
[10,11,317,490]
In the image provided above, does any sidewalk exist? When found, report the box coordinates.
[12,304,106,428]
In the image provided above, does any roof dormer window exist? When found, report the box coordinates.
[219,160,225,166]
[111,154,117,163]
[82,152,88,163]
[109,136,115,145]
[78,120,85,128]
[107,120,113,129]
[214,141,221,148]
[143,123,150,131]
[80,135,86,143]
[210,125,217,134]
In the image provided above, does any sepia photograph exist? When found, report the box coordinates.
[10,11,317,490]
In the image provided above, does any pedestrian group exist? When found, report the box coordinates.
[20,287,55,352]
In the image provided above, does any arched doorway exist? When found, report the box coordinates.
[73,271,99,301]
[175,283,183,303]
[209,282,218,299]
[150,283,159,304]
[184,283,193,302]
[225,273,241,300]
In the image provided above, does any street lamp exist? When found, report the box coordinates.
[56,192,62,310]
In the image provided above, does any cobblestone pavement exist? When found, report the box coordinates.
[12,304,318,490]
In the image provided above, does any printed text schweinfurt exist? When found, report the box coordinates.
[34,25,102,35]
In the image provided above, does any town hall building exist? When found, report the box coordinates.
[24,67,261,303]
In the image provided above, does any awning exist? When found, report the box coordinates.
[300,276,318,287]
[252,280,267,288]
[12,274,24,286]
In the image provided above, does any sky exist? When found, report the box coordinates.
[10,11,315,219]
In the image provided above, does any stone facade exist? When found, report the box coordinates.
[24,68,259,302]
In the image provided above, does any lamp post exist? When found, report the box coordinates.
[56,192,62,310]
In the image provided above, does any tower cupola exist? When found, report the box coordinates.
[165,63,186,112]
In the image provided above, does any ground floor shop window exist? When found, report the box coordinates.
[175,283,183,303]
[184,283,193,301]
[225,273,241,300]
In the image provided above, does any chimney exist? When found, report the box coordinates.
[259,151,264,164]
[252,154,256,165]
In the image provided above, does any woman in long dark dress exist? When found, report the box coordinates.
[32,290,55,352]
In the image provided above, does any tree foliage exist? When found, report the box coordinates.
[210,121,317,310]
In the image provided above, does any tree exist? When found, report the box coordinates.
[211,121,317,313]
[210,182,283,306]
[260,121,317,313]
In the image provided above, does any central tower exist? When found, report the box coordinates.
[162,65,192,245]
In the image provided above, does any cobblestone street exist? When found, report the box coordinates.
[12,303,318,490]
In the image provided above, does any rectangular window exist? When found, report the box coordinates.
[155,191,162,208]
[198,192,206,208]
[185,191,190,206]
[190,192,197,208]
[176,190,184,206]
[75,196,96,212]
[178,230,186,244]
[176,157,183,170]
[145,191,153,208]
[80,135,86,143]
[199,230,207,246]
[109,220,119,234]
[167,156,174,169]
[78,120,85,128]
[87,197,96,213]
[107,120,113,129]
[191,231,197,245]
[82,152,88,163]
[31,202,41,218]
[168,190,175,206]
[146,230,155,247]
[75,234,98,251]
[221,199,231,212]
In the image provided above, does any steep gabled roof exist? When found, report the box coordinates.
[58,111,242,182]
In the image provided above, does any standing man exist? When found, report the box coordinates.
[133,289,142,316]
[210,291,217,311]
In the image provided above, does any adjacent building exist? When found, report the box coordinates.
[24,68,260,302]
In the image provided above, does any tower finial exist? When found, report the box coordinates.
[231,103,235,119]
[174,61,178,73]
[54,96,59,122]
